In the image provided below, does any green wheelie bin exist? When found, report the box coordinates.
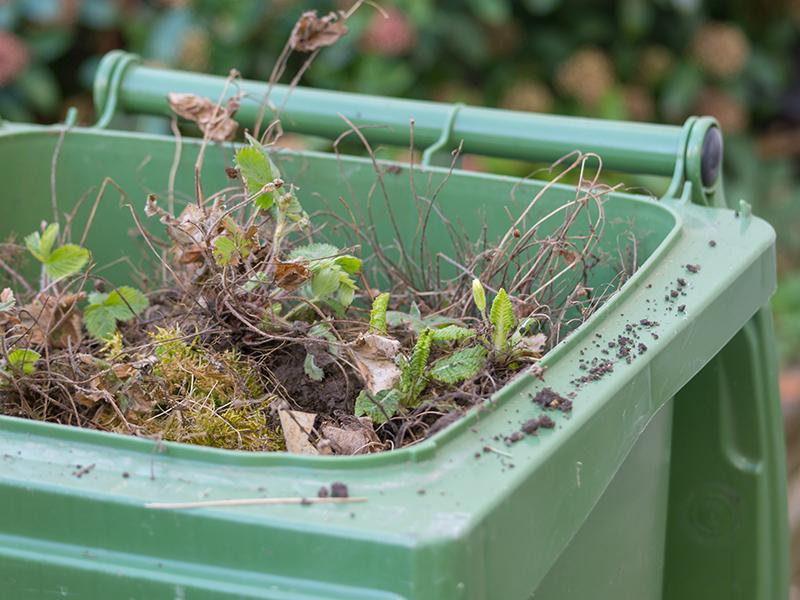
[0,51,789,599]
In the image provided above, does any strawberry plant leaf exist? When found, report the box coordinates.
[25,222,60,263]
[355,388,401,425]
[104,286,149,321]
[84,304,117,340]
[7,348,41,375]
[44,244,89,280]
[212,235,237,266]
[311,267,340,298]
[235,146,271,195]
[289,243,340,262]
[333,255,361,274]
[303,353,325,382]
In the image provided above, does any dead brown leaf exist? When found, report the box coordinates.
[289,10,348,53]
[273,260,310,291]
[319,417,381,455]
[9,292,85,348]
[351,333,401,394]
[167,92,240,142]
[111,363,137,380]
[278,410,318,455]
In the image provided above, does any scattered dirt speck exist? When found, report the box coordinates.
[330,482,349,498]
[72,464,95,478]
[532,387,572,412]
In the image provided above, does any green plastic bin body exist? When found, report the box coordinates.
[0,55,789,599]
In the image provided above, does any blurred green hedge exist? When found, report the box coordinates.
[2,0,800,359]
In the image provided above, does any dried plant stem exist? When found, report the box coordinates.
[146,496,368,510]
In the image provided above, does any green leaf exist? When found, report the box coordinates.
[212,235,237,266]
[288,243,340,262]
[429,345,488,384]
[336,278,356,307]
[235,145,274,196]
[400,328,433,405]
[7,349,41,375]
[308,322,340,356]
[409,329,433,382]
[355,388,401,425]
[87,291,108,305]
[303,353,325,382]
[44,244,89,280]
[334,255,362,274]
[104,286,149,321]
[84,305,118,340]
[25,222,59,262]
[369,292,390,335]
[409,302,421,321]
[311,267,340,298]
[431,324,476,343]
[243,272,269,292]
[277,192,304,221]
[490,288,515,350]
[472,278,486,314]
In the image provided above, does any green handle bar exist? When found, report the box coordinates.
[93,51,723,202]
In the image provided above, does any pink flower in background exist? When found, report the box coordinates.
[0,32,30,86]
[361,8,416,56]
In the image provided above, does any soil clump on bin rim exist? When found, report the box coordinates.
[0,6,638,455]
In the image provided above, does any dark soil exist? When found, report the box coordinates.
[269,346,361,415]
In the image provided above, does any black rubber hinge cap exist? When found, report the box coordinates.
[700,127,723,187]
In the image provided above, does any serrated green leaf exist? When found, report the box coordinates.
[386,310,424,331]
[336,278,355,307]
[369,292,390,335]
[429,345,488,384]
[277,192,304,220]
[87,291,108,305]
[288,243,340,262]
[25,222,59,262]
[355,388,401,425]
[311,267,340,298]
[7,349,41,375]
[309,321,340,356]
[472,278,486,314]
[409,302,421,321]
[431,324,476,343]
[235,145,274,196]
[212,235,237,266]
[243,271,269,292]
[401,328,433,405]
[44,244,89,280]
[84,304,118,340]
[104,286,148,321]
[334,255,361,274]
[303,353,325,382]
[490,288,515,350]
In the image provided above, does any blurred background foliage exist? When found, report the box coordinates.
[1,0,799,363]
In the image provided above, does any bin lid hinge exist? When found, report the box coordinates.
[664,115,727,208]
